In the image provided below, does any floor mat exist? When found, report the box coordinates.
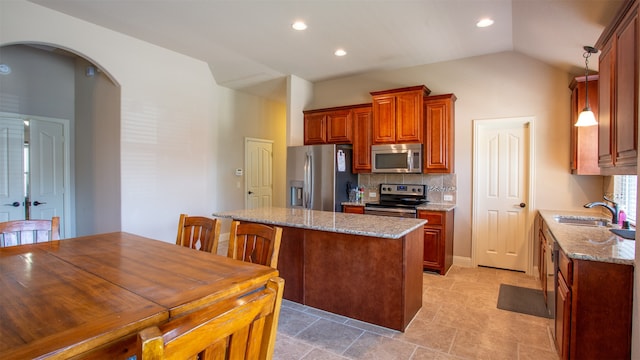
[496,284,552,319]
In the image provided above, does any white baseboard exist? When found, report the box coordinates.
[453,256,472,268]
[533,265,540,280]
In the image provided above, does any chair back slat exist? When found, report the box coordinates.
[0,217,60,247]
[138,277,284,360]
[228,221,282,269]
[176,214,221,253]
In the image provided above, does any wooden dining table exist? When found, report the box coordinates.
[0,232,278,360]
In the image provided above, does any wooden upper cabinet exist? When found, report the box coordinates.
[303,108,353,145]
[614,9,638,168]
[352,106,373,173]
[371,94,396,144]
[304,112,327,145]
[596,0,638,175]
[371,85,430,144]
[569,76,600,175]
[396,91,424,142]
[424,94,456,173]
[598,41,614,169]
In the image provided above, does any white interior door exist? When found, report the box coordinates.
[473,118,532,272]
[245,138,273,209]
[0,118,25,221]
[29,119,65,225]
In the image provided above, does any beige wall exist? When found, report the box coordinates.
[75,56,121,236]
[309,51,604,259]
[287,75,313,147]
[214,87,287,212]
[0,0,287,242]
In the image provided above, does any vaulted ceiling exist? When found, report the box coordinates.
[29,0,624,102]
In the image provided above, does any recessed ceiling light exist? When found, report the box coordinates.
[292,21,307,31]
[334,49,347,57]
[476,18,494,28]
[0,64,11,75]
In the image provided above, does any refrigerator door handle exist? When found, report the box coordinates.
[304,152,313,209]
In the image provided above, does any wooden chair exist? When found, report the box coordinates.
[227,220,282,269]
[138,276,285,360]
[0,217,60,247]
[176,214,221,253]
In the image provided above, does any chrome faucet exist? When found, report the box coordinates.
[584,196,619,224]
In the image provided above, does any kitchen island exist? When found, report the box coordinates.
[213,207,426,331]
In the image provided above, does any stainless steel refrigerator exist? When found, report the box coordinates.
[286,144,358,212]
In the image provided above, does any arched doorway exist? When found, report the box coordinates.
[0,43,122,237]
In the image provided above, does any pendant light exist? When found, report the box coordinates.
[575,46,599,127]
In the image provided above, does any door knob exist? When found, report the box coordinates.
[33,201,47,206]
[248,191,254,195]
[4,202,20,207]
[519,203,526,208]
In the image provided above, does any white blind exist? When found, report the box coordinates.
[614,175,637,224]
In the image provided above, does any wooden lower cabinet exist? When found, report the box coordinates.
[554,247,633,359]
[417,209,454,275]
[342,205,364,214]
[556,270,571,360]
[536,214,549,304]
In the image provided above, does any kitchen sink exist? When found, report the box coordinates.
[610,228,636,240]
[553,216,609,227]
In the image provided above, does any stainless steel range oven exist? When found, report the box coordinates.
[364,184,427,218]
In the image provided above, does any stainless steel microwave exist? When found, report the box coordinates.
[371,143,423,173]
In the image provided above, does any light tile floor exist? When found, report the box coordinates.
[273,265,559,360]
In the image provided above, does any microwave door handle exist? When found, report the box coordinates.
[407,150,413,172]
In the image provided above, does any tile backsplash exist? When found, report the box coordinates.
[358,173,457,204]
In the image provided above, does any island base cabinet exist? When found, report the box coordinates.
[276,224,424,331]
[277,227,305,303]
[303,228,423,331]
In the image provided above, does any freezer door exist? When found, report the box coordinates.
[286,146,310,209]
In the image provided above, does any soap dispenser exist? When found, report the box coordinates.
[618,210,627,227]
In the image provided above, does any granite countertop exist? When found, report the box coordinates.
[341,202,456,212]
[212,207,426,239]
[416,203,457,212]
[538,209,635,266]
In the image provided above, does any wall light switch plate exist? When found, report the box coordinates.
[444,195,453,201]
